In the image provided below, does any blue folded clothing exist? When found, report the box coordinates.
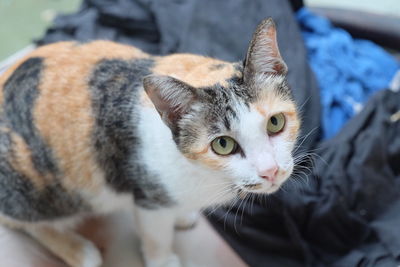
[297,8,399,139]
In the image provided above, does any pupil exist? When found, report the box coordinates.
[271,116,278,126]
[219,138,227,148]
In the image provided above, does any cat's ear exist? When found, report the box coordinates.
[143,75,197,133]
[243,18,287,83]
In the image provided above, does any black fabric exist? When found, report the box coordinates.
[289,0,305,12]
[38,1,400,266]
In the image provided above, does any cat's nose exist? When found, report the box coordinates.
[258,165,278,182]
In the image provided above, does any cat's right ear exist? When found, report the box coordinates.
[143,75,197,134]
[243,18,287,83]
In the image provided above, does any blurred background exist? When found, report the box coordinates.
[0,0,79,60]
[0,0,399,61]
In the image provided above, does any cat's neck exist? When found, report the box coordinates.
[137,105,236,209]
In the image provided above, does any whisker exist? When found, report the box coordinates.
[233,192,247,234]
[293,126,319,154]
[223,194,240,231]
[203,185,237,215]
[298,95,312,112]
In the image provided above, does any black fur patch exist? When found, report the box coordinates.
[234,61,245,73]
[209,63,226,71]
[89,58,175,209]
[0,124,87,222]
[3,57,58,175]
[197,77,253,134]
[204,87,241,134]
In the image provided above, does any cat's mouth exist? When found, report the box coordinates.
[243,183,263,190]
[239,181,281,195]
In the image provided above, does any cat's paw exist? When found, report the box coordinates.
[175,212,199,231]
[145,253,181,267]
[81,240,102,267]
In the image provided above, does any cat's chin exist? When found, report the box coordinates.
[255,185,280,194]
[238,182,283,195]
[265,183,281,194]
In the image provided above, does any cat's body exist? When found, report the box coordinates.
[0,19,299,267]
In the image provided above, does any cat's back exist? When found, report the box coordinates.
[0,40,237,221]
[0,41,155,221]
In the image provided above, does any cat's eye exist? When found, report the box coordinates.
[267,113,285,135]
[211,136,238,156]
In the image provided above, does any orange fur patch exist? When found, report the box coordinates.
[287,117,301,140]
[184,145,225,169]
[196,146,209,155]
[152,54,241,88]
[9,133,49,189]
[255,105,267,117]
[196,155,226,170]
[252,90,300,140]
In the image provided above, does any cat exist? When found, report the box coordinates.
[0,18,299,267]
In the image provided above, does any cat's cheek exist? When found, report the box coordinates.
[275,162,294,187]
[194,153,230,170]
[284,159,294,177]
[223,156,259,185]
[271,138,295,172]
[276,150,294,171]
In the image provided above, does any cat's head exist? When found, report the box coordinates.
[143,18,300,194]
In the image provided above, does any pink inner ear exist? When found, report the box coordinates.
[263,23,286,74]
[265,25,279,58]
[147,90,168,116]
[149,90,183,127]
[271,60,286,74]
[144,76,183,122]
[143,75,198,132]
[166,106,184,125]
[244,18,287,81]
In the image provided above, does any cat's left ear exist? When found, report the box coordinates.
[243,18,287,83]
[143,75,198,134]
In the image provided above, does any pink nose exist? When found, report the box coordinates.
[258,165,278,182]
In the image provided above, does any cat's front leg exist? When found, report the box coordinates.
[25,225,102,267]
[135,207,181,267]
[175,211,199,230]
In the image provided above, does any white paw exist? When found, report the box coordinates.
[146,254,181,267]
[81,240,102,267]
[175,212,199,231]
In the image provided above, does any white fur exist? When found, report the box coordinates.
[88,187,134,214]
[81,239,103,267]
[226,100,295,193]
[175,211,199,230]
[135,208,181,267]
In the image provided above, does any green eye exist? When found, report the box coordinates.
[267,113,285,135]
[211,136,238,155]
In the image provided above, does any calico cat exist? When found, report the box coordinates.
[0,18,299,267]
